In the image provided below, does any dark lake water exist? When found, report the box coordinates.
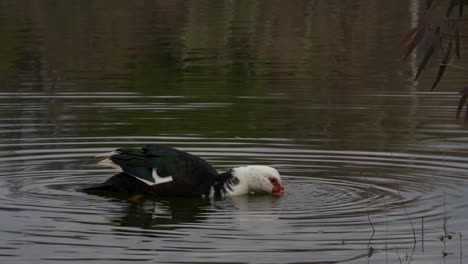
[1,1,468,263]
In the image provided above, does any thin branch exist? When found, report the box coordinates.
[422,216,425,253]
[440,63,468,71]
[442,192,451,240]
[442,193,448,262]
[441,32,468,38]
[368,211,376,235]
[392,150,416,264]
[460,233,463,264]
[396,250,404,264]
[363,172,376,258]
[446,17,468,22]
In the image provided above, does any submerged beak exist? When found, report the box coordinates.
[272,184,284,196]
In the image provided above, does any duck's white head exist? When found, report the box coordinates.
[230,165,284,196]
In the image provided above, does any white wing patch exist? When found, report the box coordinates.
[129,170,173,186]
[97,153,173,186]
[152,168,173,185]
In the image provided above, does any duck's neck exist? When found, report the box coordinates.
[213,169,246,199]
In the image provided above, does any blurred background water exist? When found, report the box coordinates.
[1,1,468,263]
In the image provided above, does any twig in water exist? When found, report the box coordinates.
[362,172,375,257]
[459,233,463,264]
[396,250,403,264]
[384,196,389,264]
[443,192,447,237]
[367,211,376,236]
[441,193,452,240]
[422,216,424,252]
[391,152,416,264]
[397,188,417,264]
[440,192,451,263]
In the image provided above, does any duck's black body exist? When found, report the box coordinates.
[83,144,238,198]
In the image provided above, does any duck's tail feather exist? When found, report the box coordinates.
[97,158,123,171]
[95,151,119,158]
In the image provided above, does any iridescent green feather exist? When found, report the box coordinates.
[109,145,217,185]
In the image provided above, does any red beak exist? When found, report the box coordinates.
[272,184,284,196]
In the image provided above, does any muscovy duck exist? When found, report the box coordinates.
[83,144,284,198]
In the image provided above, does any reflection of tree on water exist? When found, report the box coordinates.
[86,191,211,230]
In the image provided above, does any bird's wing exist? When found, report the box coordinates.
[100,144,218,186]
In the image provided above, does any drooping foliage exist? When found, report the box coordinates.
[401,0,468,120]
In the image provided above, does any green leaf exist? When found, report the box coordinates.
[426,0,435,9]
[458,0,464,16]
[402,27,425,61]
[414,44,435,81]
[447,0,458,16]
[414,26,440,81]
[431,40,452,90]
[456,87,468,120]
[455,22,460,59]
[400,27,419,46]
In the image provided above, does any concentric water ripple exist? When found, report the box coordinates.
[0,136,467,263]
[2,1,468,262]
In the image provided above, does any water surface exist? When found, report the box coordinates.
[1,1,468,263]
